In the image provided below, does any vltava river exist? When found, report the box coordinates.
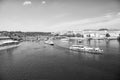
[0,40,120,80]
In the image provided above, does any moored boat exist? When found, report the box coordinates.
[0,37,20,51]
[44,40,54,45]
[48,40,54,45]
[61,38,69,42]
[69,45,103,54]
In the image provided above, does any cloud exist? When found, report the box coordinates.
[42,1,46,5]
[104,13,112,18]
[50,13,120,32]
[117,12,120,15]
[23,1,32,6]
[54,13,68,18]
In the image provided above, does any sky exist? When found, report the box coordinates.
[0,0,120,32]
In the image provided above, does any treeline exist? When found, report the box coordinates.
[0,31,51,36]
[0,31,52,41]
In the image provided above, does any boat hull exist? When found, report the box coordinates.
[69,45,103,54]
[0,44,20,51]
[70,48,103,54]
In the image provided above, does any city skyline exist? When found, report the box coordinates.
[0,0,120,32]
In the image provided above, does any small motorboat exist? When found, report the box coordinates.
[44,40,54,45]
[44,40,49,44]
[48,40,54,45]
[69,45,103,54]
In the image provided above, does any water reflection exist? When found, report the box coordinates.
[0,47,18,63]
[86,39,91,45]
[69,50,101,61]
[0,48,17,79]
[106,40,110,47]
[80,52,101,61]
[105,40,110,53]
[117,40,120,52]
[0,47,17,56]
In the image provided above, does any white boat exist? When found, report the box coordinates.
[69,45,103,53]
[0,37,20,51]
[44,40,54,45]
[44,40,49,44]
[69,45,84,50]
[48,40,54,45]
[61,38,69,42]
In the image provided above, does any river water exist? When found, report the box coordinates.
[0,40,120,80]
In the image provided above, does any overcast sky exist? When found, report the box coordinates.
[0,0,120,32]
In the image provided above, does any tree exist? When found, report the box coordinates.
[67,34,75,37]
[99,28,108,31]
[106,33,110,37]
[76,33,82,37]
